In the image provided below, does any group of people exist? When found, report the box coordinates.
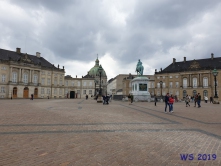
[164,93,175,113]
[102,94,111,105]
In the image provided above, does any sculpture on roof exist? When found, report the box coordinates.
[135,59,144,75]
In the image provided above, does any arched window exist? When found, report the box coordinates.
[203,90,208,98]
[157,83,160,88]
[183,78,187,88]
[23,73,28,84]
[163,83,165,88]
[203,77,208,87]
[132,84,134,91]
[12,72,17,83]
[183,90,187,99]
[135,84,137,91]
[193,90,197,96]
[193,78,197,88]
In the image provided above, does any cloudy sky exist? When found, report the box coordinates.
[0,0,221,80]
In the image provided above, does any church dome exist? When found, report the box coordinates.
[88,58,107,77]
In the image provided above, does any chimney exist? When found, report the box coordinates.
[76,75,77,78]
[58,64,59,69]
[16,48,21,54]
[63,66,64,69]
[173,58,176,64]
[36,52,41,58]
[211,53,214,60]
[184,57,186,63]
[160,68,162,72]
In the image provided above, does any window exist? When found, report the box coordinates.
[77,90,80,94]
[66,81,68,86]
[47,78,51,85]
[89,90,92,94]
[41,78,45,85]
[162,91,166,95]
[47,89,50,94]
[54,88,57,94]
[83,90,86,94]
[1,87,5,93]
[89,82,92,86]
[157,83,160,88]
[135,84,137,90]
[1,66,6,70]
[132,84,134,91]
[169,76,173,78]
[193,90,197,96]
[23,73,28,84]
[12,72,17,83]
[183,78,187,88]
[48,72,51,75]
[157,91,160,96]
[2,75,6,82]
[157,76,160,79]
[175,75,179,78]
[78,81,80,86]
[169,82,173,88]
[72,81,74,86]
[163,83,165,88]
[193,78,197,88]
[203,77,208,87]
[59,89,62,95]
[152,82,154,88]
[54,79,57,86]
[183,90,187,98]
[33,75,38,84]
[60,80,62,85]
[176,82,179,88]
[176,91,179,96]
[41,71,45,75]
[41,88,44,94]
[203,90,208,98]
[83,82,86,86]
[162,76,165,79]
[65,89,68,95]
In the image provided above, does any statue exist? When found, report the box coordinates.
[135,59,144,75]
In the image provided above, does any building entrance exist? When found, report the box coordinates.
[23,87,29,98]
[70,91,75,98]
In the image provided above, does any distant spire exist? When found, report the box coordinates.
[97,54,98,59]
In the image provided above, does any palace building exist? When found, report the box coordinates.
[0,48,107,99]
[154,54,221,100]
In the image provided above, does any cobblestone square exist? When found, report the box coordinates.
[0,99,220,166]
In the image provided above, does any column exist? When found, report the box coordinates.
[19,68,21,82]
[21,69,24,82]
[9,67,12,82]
[29,70,32,83]
[208,72,211,86]
[189,74,192,87]
[39,70,41,84]
[189,74,191,87]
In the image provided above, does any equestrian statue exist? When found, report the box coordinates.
[135,59,144,75]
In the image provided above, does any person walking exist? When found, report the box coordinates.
[210,96,213,103]
[194,94,198,107]
[197,93,201,108]
[185,95,190,107]
[131,94,134,104]
[164,93,170,113]
[169,95,175,113]
[154,94,157,106]
[204,96,208,103]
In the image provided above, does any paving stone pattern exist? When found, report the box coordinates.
[0,99,220,166]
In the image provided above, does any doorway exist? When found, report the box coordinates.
[13,87,17,98]
[23,87,29,98]
[34,88,38,98]
[70,91,75,98]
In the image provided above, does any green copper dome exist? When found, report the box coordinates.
[88,58,107,77]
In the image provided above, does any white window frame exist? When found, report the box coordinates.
[193,78,197,88]
[47,78,51,85]
[41,88,44,94]
[1,87,5,93]
[12,72,17,83]
[183,78,187,88]
[33,74,38,84]
[23,73,28,84]
[2,74,6,82]
[41,78,45,85]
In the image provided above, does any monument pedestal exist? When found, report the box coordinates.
[97,95,103,103]
[130,76,151,102]
[213,97,220,104]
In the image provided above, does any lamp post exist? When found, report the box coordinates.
[212,68,219,101]
[159,81,163,99]
[97,65,103,103]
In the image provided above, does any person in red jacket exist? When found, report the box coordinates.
[169,95,175,113]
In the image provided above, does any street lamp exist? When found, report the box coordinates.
[96,65,103,103]
[212,68,219,99]
[159,81,163,99]
[94,79,98,97]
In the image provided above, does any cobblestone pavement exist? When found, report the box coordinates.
[0,99,220,166]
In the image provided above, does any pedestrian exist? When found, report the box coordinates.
[197,93,201,108]
[86,94,88,100]
[164,93,170,113]
[169,95,175,113]
[102,95,106,105]
[204,96,208,103]
[210,96,213,103]
[194,94,198,107]
[131,94,134,104]
[128,94,131,104]
[185,95,190,107]
[154,94,157,106]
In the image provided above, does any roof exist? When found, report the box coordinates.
[0,48,63,71]
[156,57,221,74]
[83,72,95,78]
